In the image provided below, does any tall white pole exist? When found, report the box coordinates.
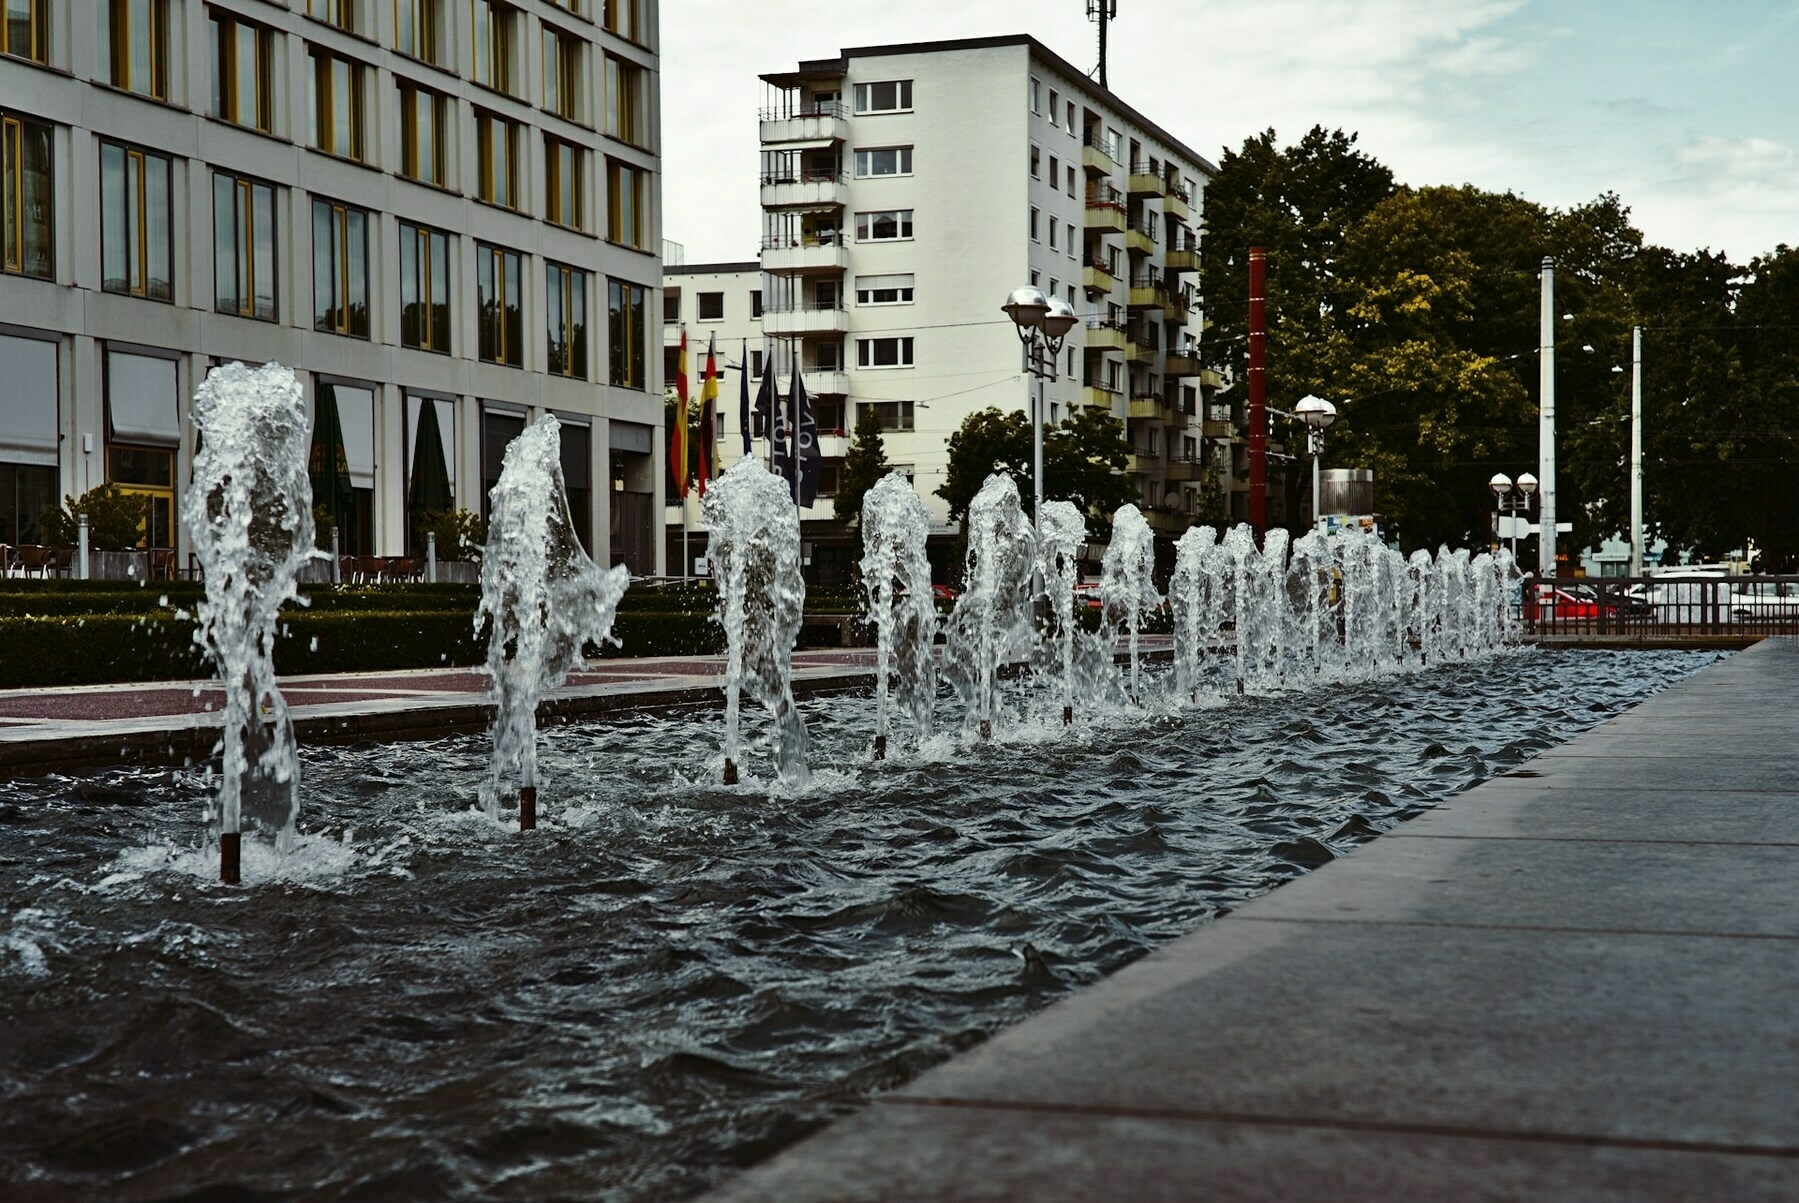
[1033,371,1045,536]
[1630,325,1644,576]
[1538,257,1557,577]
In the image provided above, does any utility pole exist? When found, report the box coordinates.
[1088,0,1117,90]
[1538,256,1557,577]
[1630,325,1644,576]
[1247,247,1267,537]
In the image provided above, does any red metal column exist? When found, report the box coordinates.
[1247,247,1267,535]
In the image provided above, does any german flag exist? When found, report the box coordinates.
[695,335,720,495]
[668,329,690,498]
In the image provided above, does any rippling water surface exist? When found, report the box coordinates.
[0,649,1719,1201]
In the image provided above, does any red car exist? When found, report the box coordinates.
[1522,584,1628,624]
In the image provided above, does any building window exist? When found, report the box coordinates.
[697,291,723,320]
[1067,164,1076,196]
[1048,89,1059,127]
[608,277,647,388]
[545,136,584,229]
[109,0,168,100]
[100,142,172,302]
[471,0,513,93]
[853,79,911,113]
[394,0,440,64]
[1,0,48,64]
[661,288,678,321]
[1049,217,1058,250]
[307,0,358,32]
[312,199,368,339]
[857,337,913,369]
[606,158,646,247]
[605,54,647,147]
[546,0,582,14]
[602,0,640,42]
[399,83,447,186]
[3,113,54,280]
[399,220,450,352]
[750,348,764,379]
[750,289,762,317]
[1030,206,1039,240]
[864,400,915,431]
[855,209,912,241]
[476,111,520,208]
[1067,100,1076,131]
[311,50,366,162]
[476,243,523,366]
[856,273,913,305]
[210,12,274,133]
[1031,145,1040,178]
[212,172,276,321]
[546,261,587,379]
[854,146,912,178]
[543,24,582,120]
[1029,76,1041,113]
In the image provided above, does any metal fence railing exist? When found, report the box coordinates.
[1524,575,1799,638]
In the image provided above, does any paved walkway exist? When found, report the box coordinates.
[704,638,1799,1201]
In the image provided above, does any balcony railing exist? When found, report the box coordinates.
[763,298,846,313]
[1085,183,1126,209]
[759,168,845,186]
[761,231,843,249]
[759,101,847,121]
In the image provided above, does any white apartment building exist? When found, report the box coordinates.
[663,34,1224,579]
[0,0,666,575]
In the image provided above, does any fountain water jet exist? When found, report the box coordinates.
[477,415,628,827]
[944,474,1036,739]
[704,458,809,784]
[1097,504,1160,703]
[182,362,317,884]
[1036,500,1085,724]
[860,472,937,757]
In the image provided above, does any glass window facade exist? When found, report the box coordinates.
[312,199,369,338]
[546,136,583,229]
[607,278,645,388]
[213,172,276,320]
[546,262,587,379]
[606,158,645,247]
[476,111,519,208]
[110,0,168,100]
[311,50,366,162]
[211,12,273,132]
[399,220,450,352]
[400,83,446,186]
[100,141,172,301]
[2,113,52,279]
[477,243,523,366]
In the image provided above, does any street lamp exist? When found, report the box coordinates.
[1489,471,1537,561]
[1001,287,1078,538]
[1293,394,1337,530]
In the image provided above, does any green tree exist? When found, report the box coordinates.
[1043,404,1136,538]
[41,483,147,550]
[834,403,891,523]
[937,407,1030,523]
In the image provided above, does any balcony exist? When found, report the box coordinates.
[759,102,848,147]
[1128,162,1167,197]
[1082,383,1121,410]
[761,235,849,275]
[1127,395,1163,419]
[1127,452,1161,476]
[1201,369,1228,391]
[1081,136,1119,176]
[805,369,851,396]
[1164,351,1202,377]
[1085,204,1126,236]
[1166,456,1205,482]
[815,432,850,459]
[1082,260,1120,293]
[1146,508,1190,535]
[1166,288,1192,323]
[1164,182,1191,221]
[1124,224,1155,257]
[762,302,849,337]
[1126,339,1156,365]
[1128,277,1168,311]
[1202,418,1233,439]
[760,169,848,210]
[1164,240,1200,273]
[1084,317,1126,351]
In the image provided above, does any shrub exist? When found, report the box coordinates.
[39,484,148,550]
[419,507,487,562]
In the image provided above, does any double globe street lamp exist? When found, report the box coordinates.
[1001,286,1079,538]
[1293,394,1338,530]
[1489,471,1539,560]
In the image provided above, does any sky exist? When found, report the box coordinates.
[660,0,1798,266]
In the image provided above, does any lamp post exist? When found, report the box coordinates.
[1293,395,1337,529]
[1489,471,1538,561]
[1001,287,1078,540]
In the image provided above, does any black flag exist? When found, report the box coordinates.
[793,364,820,508]
[739,338,753,457]
[768,360,792,490]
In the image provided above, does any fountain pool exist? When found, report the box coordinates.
[0,649,1720,1201]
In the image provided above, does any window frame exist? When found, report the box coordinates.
[865,400,915,431]
[607,276,647,389]
[853,79,913,114]
[311,197,370,339]
[0,0,49,64]
[542,23,581,121]
[310,48,367,162]
[856,336,914,369]
[696,291,723,321]
[855,209,913,242]
[476,241,525,367]
[476,109,521,209]
[399,81,448,186]
[100,139,174,302]
[545,134,584,229]
[545,260,588,379]
[606,157,646,248]
[393,0,441,65]
[470,0,514,95]
[307,0,359,33]
[398,219,452,353]
[110,0,169,100]
[3,112,55,280]
[604,53,647,148]
[853,146,912,179]
[212,170,278,321]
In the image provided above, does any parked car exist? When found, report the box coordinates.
[1522,584,1638,623]
[1072,580,1103,610]
[1730,581,1799,620]
[1642,569,1733,624]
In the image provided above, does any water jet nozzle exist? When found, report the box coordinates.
[220,832,241,885]
[519,786,537,831]
[723,758,739,785]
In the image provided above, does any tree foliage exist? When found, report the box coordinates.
[939,405,1137,538]
[834,404,891,524]
[41,484,147,551]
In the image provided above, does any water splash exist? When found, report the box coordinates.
[704,458,809,784]
[1097,504,1160,703]
[1036,500,1086,721]
[181,362,316,880]
[477,415,629,823]
[860,472,937,753]
[1170,525,1221,701]
[943,474,1037,736]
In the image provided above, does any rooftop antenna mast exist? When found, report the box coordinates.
[1088,0,1117,89]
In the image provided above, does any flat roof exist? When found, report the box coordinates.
[761,34,1218,177]
[664,261,760,276]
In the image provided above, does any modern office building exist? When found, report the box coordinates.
[663,33,1227,577]
[0,0,666,575]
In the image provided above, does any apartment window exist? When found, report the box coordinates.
[2,113,53,280]
[608,278,647,388]
[546,0,582,14]
[1030,145,1040,178]
[395,0,440,64]
[1049,217,1058,250]
[854,146,912,178]
[210,12,274,132]
[864,400,915,431]
[1029,270,1039,287]
[476,111,520,208]
[543,25,581,120]
[399,83,447,186]
[1047,153,1059,184]
[857,337,913,369]
[606,158,646,248]
[853,80,912,113]
[602,0,640,42]
[312,199,368,339]
[471,0,513,94]
[750,289,763,317]
[1066,165,1076,196]
[109,0,168,100]
[213,172,276,321]
[856,209,912,241]
[605,54,647,147]
[661,289,678,320]
[307,0,358,32]
[696,291,723,321]
[855,273,913,305]
[399,220,450,352]
[545,136,584,228]
[1066,100,1076,132]
[476,243,524,366]
[1049,89,1059,127]
[546,262,587,379]
[1048,277,1059,298]
[1029,76,1041,113]
[100,142,172,301]
[1030,206,1039,240]
[1,0,48,63]
[311,50,366,162]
